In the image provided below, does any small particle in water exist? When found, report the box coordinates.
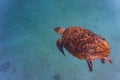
[93,26,96,28]
[51,48,54,50]
[11,66,17,74]
[95,19,98,22]
[53,74,61,80]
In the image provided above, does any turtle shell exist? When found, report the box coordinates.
[62,26,110,60]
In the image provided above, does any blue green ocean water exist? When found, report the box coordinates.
[0,0,120,80]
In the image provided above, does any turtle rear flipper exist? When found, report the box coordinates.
[104,57,112,64]
[101,58,105,64]
[56,39,65,56]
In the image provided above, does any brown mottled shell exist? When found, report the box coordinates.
[62,26,110,60]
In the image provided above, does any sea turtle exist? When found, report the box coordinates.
[54,26,112,72]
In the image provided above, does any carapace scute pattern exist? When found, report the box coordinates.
[54,26,112,72]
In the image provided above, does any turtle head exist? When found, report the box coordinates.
[54,27,65,35]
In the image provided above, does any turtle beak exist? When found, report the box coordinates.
[54,27,61,33]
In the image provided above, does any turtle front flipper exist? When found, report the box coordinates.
[87,60,93,72]
[56,39,65,56]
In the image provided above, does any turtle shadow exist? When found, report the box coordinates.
[0,62,11,72]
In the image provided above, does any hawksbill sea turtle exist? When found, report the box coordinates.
[54,26,112,72]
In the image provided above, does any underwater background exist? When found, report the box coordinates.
[0,0,120,80]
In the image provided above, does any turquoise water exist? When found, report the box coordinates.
[0,0,120,80]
